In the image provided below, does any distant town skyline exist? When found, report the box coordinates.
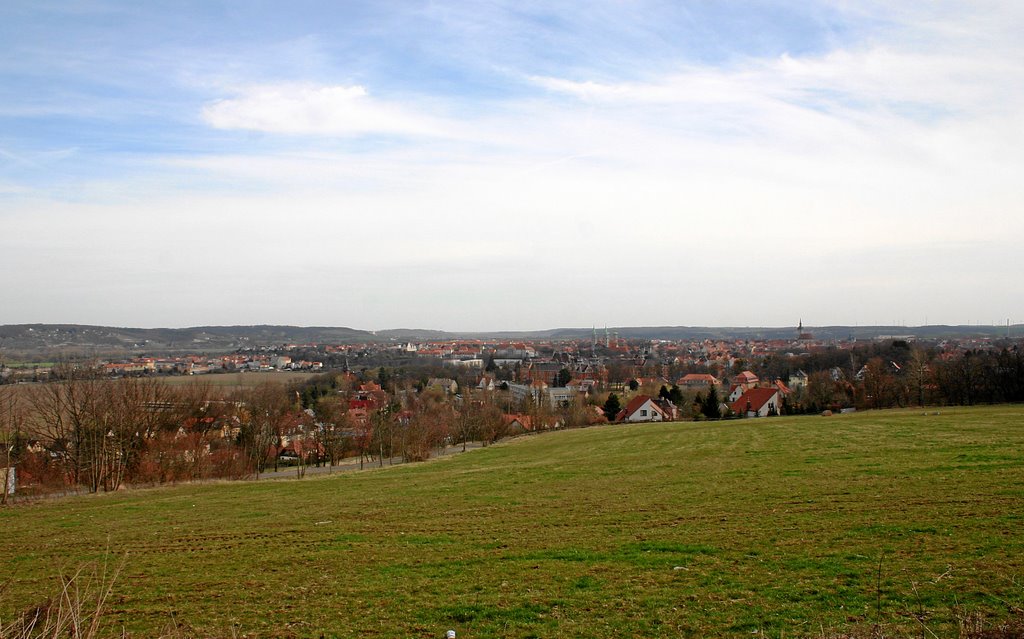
[2,2,1022,331]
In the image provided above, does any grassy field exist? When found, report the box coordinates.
[0,372,323,405]
[0,361,58,369]
[1,406,1023,638]
[154,371,325,388]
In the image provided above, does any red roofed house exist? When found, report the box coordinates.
[730,387,781,418]
[348,398,377,411]
[616,395,670,423]
[728,370,761,402]
[502,414,533,435]
[732,370,760,390]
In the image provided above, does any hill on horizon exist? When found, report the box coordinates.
[0,322,1020,358]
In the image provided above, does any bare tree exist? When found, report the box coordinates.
[102,377,181,491]
[907,348,932,407]
[453,395,482,452]
[402,400,450,462]
[807,371,840,412]
[371,403,401,467]
[26,365,108,492]
[353,414,374,470]
[291,409,318,479]
[1,385,25,504]
[237,382,292,478]
[476,398,507,445]
[859,358,895,410]
[313,395,352,468]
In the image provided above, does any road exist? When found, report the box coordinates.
[256,441,486,480]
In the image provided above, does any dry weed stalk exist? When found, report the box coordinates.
[0,555,125,639]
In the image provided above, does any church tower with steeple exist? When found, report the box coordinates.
[797,319,813,341]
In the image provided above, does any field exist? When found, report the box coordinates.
[154,371,325,388]
[2,407,1023,638]
[1,372,325,402]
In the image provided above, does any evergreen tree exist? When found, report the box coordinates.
[555,368,572,387]
[703,385,721,418]
[603,393,622,422]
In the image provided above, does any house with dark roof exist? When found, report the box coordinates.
[789,369,809,389]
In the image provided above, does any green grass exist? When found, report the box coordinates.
[2,406,1023,638]
[1,360,58,369]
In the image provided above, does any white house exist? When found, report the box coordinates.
[618,395,669,423]
[729,388,781,417]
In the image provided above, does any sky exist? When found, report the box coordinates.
[1,1,1022,331]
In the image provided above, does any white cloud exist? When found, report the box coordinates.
[531,43,1024,122]
[5,1,1024,329]
[201,84,448,137]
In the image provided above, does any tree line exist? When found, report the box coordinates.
[779,345,1024,413]
[0,366,540,497]
[4,344,1022,499]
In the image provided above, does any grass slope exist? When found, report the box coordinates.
[2,407,1023,638]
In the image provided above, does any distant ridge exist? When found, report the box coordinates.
[0,324,375,357]
[0,323,1019,358]
[379,324,1020,341]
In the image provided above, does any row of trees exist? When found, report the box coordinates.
[0,366,532,496]
[5,345,1022,497]
[1,369,250,494]
[781,346,1024,413]
[641,346,1024,418]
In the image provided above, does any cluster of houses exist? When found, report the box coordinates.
[615,369,804,422]
[478,366,809,429]
[0,354,326,382]
[106,354,326,375]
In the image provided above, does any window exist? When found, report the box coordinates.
[640,409,647,416]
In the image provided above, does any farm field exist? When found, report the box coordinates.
[2,406,1023,638]
[2,372,325,400]
[154,371,325,388]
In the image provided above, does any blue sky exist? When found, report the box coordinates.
[2,1,1022,330]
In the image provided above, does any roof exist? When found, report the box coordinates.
[730,387,780,414]
[619,395,669,421]
[733,371,759,384]
[426,378,457,388]
[502,414,533,430]
[621,394,654,417]
[678,373,719,384]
